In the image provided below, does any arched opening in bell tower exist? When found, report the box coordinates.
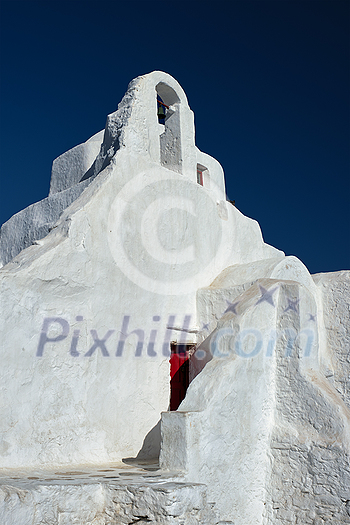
[156,83,182,174]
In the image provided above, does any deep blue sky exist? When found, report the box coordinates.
[0,0,349,274]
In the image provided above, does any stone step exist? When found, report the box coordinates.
[0,466,218,525]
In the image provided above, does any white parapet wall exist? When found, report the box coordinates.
[160,274,350,524]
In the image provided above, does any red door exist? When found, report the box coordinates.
[170,343,195,411]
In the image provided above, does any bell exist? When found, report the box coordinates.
[157,104,166,121]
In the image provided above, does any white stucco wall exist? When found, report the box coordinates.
[1,71,349,525]
[49,130,104,195]
[160,276,350,524]
[0,72,283,470]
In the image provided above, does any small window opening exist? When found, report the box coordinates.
[197,167,204,186]
[157,96,169,125]
[197,164,209,186]
[170,342,196,411]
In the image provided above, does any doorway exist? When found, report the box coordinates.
[170,342,195,411]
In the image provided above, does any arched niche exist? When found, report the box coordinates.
[156,83,182,173]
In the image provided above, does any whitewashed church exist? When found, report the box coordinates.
[0,71,349,524]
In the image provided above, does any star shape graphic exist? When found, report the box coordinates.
[224,299,240,315]
[284,298,300,313]
[308,313,317,322]
[255,285,278,307]
[202,323,210,331]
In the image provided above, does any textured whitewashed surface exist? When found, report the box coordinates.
[161,274,350,524]
[0,483,218,525]
[0,71,349,525]
[0,71,282,471]
[0,472,218,525]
